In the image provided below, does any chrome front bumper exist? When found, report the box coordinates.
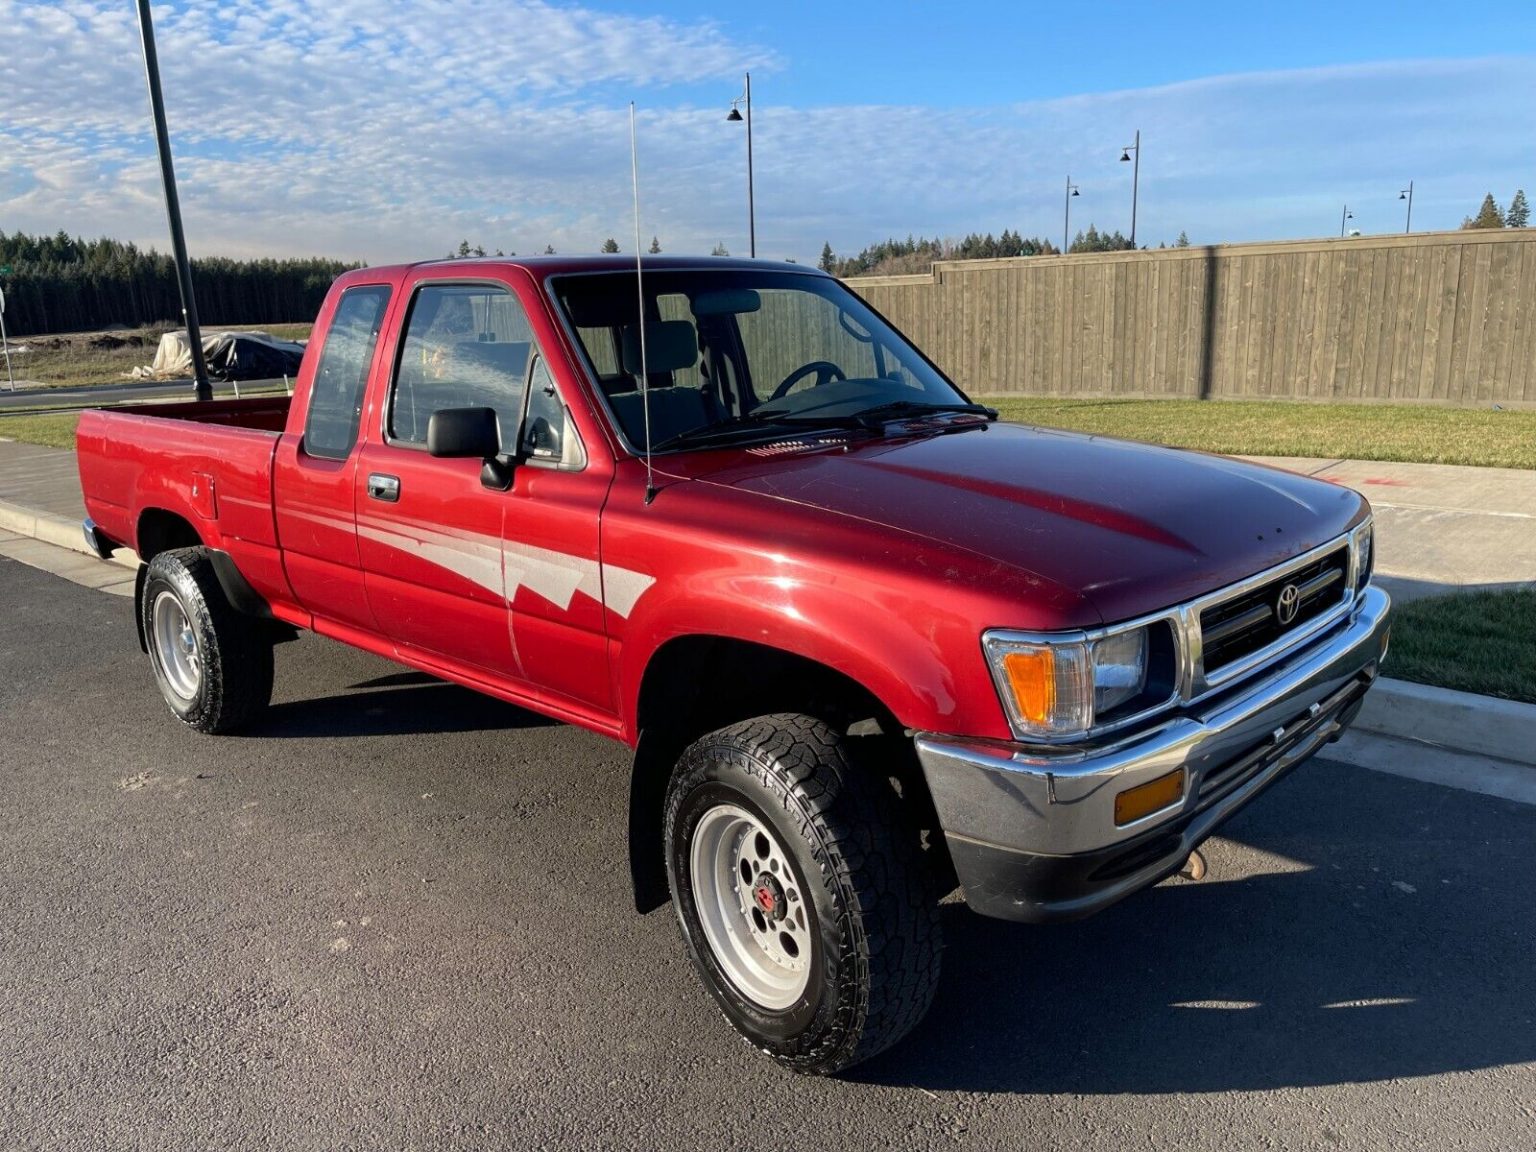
[915,584,1392,923]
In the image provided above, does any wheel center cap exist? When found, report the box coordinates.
[752,873,785,920]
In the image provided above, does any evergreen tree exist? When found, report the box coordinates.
[818,242,836,272]
[649,236,662,254]
[1174,230,1191,248]
[601,238,620,253]
[456,239,472,257]
[543,244,556,255]
[1507,190,1530,229]
[711,242,730,256]
[1462,194,1506,229]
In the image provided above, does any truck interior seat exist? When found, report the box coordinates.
[608,387,712,447]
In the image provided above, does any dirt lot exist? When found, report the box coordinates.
[3,323,312,388]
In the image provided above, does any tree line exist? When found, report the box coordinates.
[818,231,1062,277]
[814,225,1197,277]
[1462,190,1530,230]
[0,230,359,337]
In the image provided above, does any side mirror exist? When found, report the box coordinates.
[427,406,500,459]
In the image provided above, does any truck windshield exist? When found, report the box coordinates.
[551,269,975,452]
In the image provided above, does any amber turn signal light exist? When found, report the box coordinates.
[1001,648,1056,726]
[1114,767,1186,826]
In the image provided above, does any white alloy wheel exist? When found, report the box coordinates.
[689,803,813,1010]
[151,589,201,701]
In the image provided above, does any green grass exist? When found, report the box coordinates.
[0,412,81,449]
[1385,588,1536,703]
[987,397,1536,470]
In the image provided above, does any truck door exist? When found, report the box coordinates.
[353,275,611,717]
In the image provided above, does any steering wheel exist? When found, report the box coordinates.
[771,360,846,401]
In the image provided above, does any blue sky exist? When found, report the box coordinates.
[1,1,1532,265]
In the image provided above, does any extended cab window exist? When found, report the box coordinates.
[390,284,533,448]
[304,285,390,460]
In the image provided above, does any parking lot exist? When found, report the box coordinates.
[2,557,1534,1151]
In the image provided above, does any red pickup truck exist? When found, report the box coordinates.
[77,256,1390,1074]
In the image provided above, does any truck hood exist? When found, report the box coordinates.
[673,422,1366,624]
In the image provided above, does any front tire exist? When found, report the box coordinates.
[664,714,942,1074]
[141,548,273,734]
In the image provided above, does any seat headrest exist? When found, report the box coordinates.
[621,320,697,376]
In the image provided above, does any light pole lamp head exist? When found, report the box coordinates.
[1071,187,1080,196]
[1399,190,1408,200]
[726,104,743,122]
[1120,150,1131,162]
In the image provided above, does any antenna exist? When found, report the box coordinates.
[630,102,657,505]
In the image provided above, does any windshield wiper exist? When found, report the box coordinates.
[647,413,787,452]
[647,402,991,453]
[848,400,997,426]
[648,411,870,453]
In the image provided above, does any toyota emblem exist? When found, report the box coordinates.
[1275,583,1301,626]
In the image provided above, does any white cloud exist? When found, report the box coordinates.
[1,2,1531,264]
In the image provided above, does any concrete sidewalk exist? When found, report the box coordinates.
[1242,456,1536,603]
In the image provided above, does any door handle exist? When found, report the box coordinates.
[367,473,401,502]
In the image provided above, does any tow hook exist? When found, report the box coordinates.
[1179,849,1208,882]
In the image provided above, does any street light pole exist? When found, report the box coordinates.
[1063,175,1079,253]
[1400,181,1414,233]
[1119,129,1141,248]
[1340,205,1353,238]
[727,73,755,258]
[135,0,211,402]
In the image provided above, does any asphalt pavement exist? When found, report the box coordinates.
[2,559,1534,1151]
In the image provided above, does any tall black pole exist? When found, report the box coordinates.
[745,72,755,259]
[136,0,211,401]
[1402,181,1414,233]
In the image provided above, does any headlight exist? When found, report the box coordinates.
[1092,629,1149,714]
[983,625,1154,741]
[1352,519,1374,591]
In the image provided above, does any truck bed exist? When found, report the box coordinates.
[77,396,290,566]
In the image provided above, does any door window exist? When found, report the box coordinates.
[389,284,533,448]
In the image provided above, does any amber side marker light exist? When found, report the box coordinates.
[1114,767,1186,827]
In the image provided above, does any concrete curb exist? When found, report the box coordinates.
[1354,677,1536,768]
[0,497,139,570]
[1,490,1531,769]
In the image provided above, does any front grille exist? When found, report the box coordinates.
[1200,546,1349,675]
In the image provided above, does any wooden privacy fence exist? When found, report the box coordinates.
[846,229,1536,406]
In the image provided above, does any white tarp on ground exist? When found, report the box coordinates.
[133,330,306,380]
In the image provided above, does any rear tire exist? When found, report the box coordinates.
[141,547,273,734]
[664,713,942,1075]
